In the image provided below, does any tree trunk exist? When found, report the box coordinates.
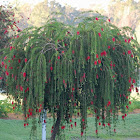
[42,109,47,140]
[50,111,61,140]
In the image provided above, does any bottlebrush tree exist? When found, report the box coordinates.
[0,13,140,140]
[0,5,21,88]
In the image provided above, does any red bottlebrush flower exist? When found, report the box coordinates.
[136,87,138,92]
[27,123,29,126]
[126,105,129,109]
[113,47,115,50]
[4,56,7,60]
[72,88,75,91]
[126,96,128,99]
[113,64,115,67]
[91,101,93,105]
[108,19,110,22]
[91,89,93,93]
[117,33,120,35]
[108,101,111,105]
[132,79,136,83]
[23,72,26,77]
[94,109,97,113]
[104,51,107,56]
[61,126,65,129]
[62,51,64,53]
[98,33,101,37]
[51,130,53,133]
[74,122,77,127]
[17,35,19,38]
[44,120,46,123]
[128,39,131,43]
[6,71,9,76]
[108,46,111,49]
[125,114,127,117]
[25,58,27,62]
[127,50,131,54]
[30,112,32,116]
[125,39,127,42]
[77,112,80,116]
[129,101,131,105]
[70,119,72,123]
[95,17,99,20]
[24,123,26,127]
[81,131,83,136]
[18,59,21,63]
[39,109,41,113]
[27,87,29,91]
[99,122,101,126]
[108,123,110,127]
[0,77,2,80]
[101,28,103,31]
[96,54,99,58]
[86,56,90,60]
[72,50,75,54]
[94,61,97,65]
[112,38,115,42]
[5,65,7,69]
[95,130,98,134]
[77,31,80,35]
[50,67,53,71]
[65,43,67,46]
[71,124,73,128]
[12,101,14,105]
[82,119,84,122]
[131,54,133,58]
[97,116,99,120]
[10,46,13,51]
[131,37,133,39]
[83,73,86,78]
[103,123,105,127]
[20,86,23,91]
[96,74,99,79]
[58,56,60,59]
[122,116,125,119]
[1,61,4,65]
[13,107,15,110]
[4,30,8,34]
[114,129,116,132]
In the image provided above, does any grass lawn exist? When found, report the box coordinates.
[0,113,140,140]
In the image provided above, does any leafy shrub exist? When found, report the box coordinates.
[129,98,140,112]
[0,99,22,118]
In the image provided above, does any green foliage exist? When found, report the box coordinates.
[0,100,8,117]
[129,98,140,112]
[0,99,22,118]
[0,11,140,138]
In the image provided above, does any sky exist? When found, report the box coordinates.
[0,0,139,10]
[0,0,111,10]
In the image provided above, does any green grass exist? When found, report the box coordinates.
[0,114,140,140]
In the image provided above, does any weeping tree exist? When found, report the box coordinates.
[0,12,140,140]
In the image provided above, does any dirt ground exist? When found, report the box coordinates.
[1,109,140,120]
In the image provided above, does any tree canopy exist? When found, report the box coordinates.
[0,11,140,139]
